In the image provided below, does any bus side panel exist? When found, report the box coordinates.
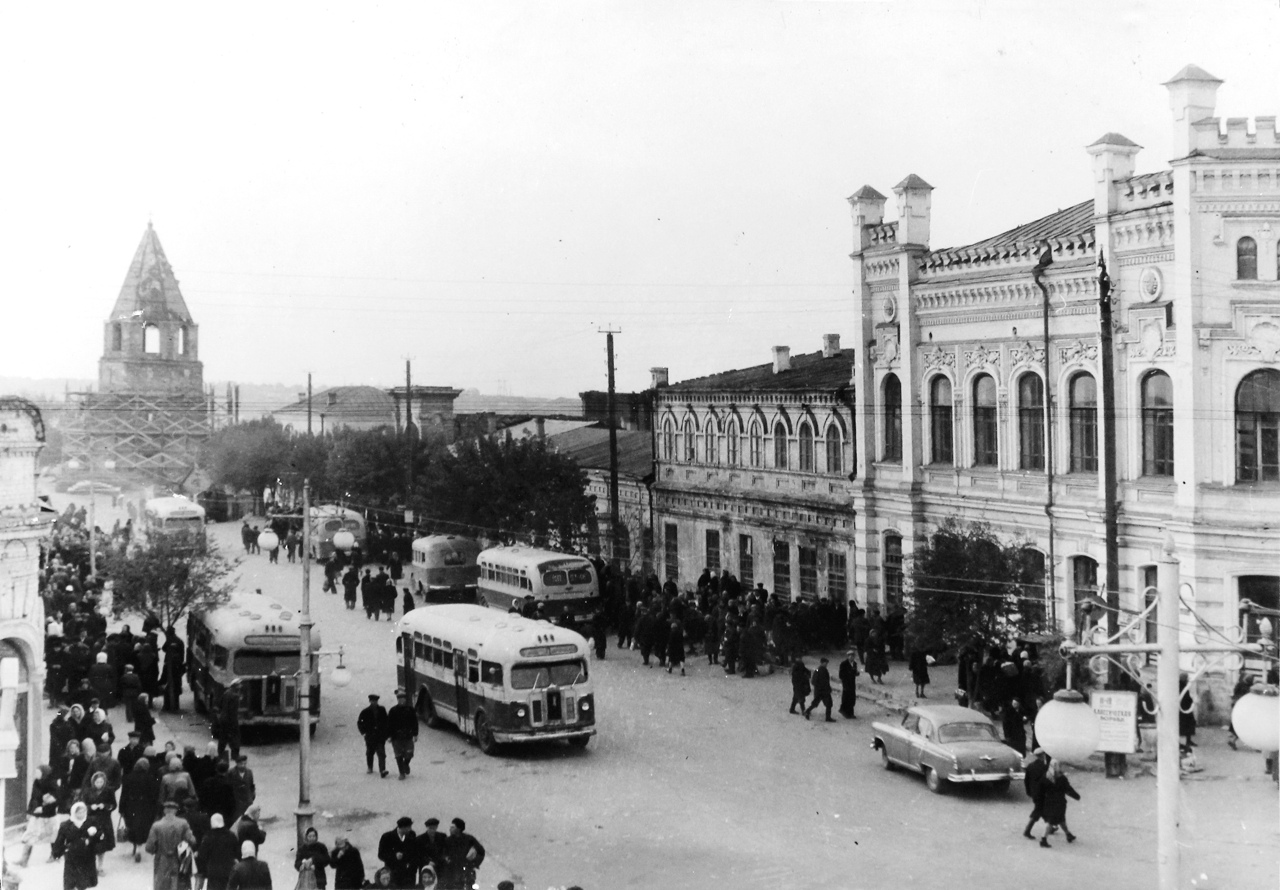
[477,585,521,613]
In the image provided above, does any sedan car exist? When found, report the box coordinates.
[66,480,122,496]
[871,704,1024,794]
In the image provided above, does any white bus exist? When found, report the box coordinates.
[142,496,206,543]
[308,505,366,561]
[407,535,483,604]
[396,604,596,754]
[186,593,323,732]
[476,546,601,622]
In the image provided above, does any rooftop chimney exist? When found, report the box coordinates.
[1164,64,1222,157]
[893,174,933,247]
[848,185,888,251]
[823,334,841,358]
[773,346,791,374]
[650,367,669,389]
[1087,133,1142,215]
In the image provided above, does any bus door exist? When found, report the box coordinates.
[404,634,420,700]
[453,649,470,730]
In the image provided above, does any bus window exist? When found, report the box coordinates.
[233,650,302,676]
[510,660,587,689]
[213,646,229,669]
[542,570,568,586]
[396,637,403,653]
[568,568,593,585]
[415,641,426,660]
[442,647,454,671]
[325,520,342,532]
[481,661,503,686]
[521,577,531,590]
[468,657,479,684]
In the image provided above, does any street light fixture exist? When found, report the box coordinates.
[1034,689,1100,764]
[257,530,280,554]
[1233,684,1280,753]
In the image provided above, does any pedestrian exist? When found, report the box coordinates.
[387,692,418,780]
[357,694,390,778]
[413,817,446,878]
[199,759,238,826]
[402,588,415,616]
[233,803,267,852]
[120,758,159,863]
[864,629,889,684]
[146,798,197,890]
[54,739,89,807]
[377,817,418,888]
[159,756,197,809]
[217,683,242,762]
[342,568,359,611]
[361,570,376,620]
[635,606,655,667]
[805,657,835,722]
[788,658,810,715]
[329,836,366,890]
[1021,748,1049,840]
[1003,699,1028,755]
[118,731,145,776]
[366,867,394,888]
[837,650,860,718]
[82,770,117,874]
[17,763,62,868]
[226,840,272,890]
[296,826,332,889]
[135,693,157,748]
[88,652,116,710]
[440,817,485,890]
[666,619,685,676]
[49,706,74,764]
[908,648,931,698]
[1036,759,1080,847]
[1229,673,1255,750]
[196,812,240,890]
[51,801,104,890]
[229,757,256,823]
[1178,673,1197,751]
[120,666,143,722]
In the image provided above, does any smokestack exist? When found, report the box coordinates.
[822,334,841,358]
[772,346,791,374]
[650,367,669,389]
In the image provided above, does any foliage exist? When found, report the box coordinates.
[326,427,441,508]
[903,517,1048,654]
[201,418,295,494]
[105,533,238,628]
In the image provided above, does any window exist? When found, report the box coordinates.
[798,421,815,472]
[739,534,754,588]
[773,422,789,469]
[143,323,160,354]
[1018,374,1045,471]
[930,376,953,465]
[1238,236,1258,280]
[773,540,791,598]
[1069,373,1098,473]
[467,656,480,684]
[662,421,674,461]
[1020,549,1047,627]
[825,426,843,475]
[212,646,228,669]
[510,660,587,689]
[1240,576,1280,646]
[749,422,763,468]
[1073,555,1098,608]
[480,661,504,686]
[827,552,847,602]
[798,547,818,599]
[705,424,717,465]
[178,326,187,355]
[883,534,903,605]
[664,523,679,581]
[1141,371,1174,476]
[1141,565,1159,649]
[882,375,902,462]
[973,374,998,467]
[726,421,739,466]
[111,323,122,352]
[705,529,721,573]
[683,419,696,462]
[1236,369,1280,482]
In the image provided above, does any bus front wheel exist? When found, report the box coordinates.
[474,712,498,756]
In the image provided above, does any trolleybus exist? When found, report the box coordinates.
[142,496,206,544]
[476,546,600,622]
[309,505,366,561]
[407,535,483,604]
[186,593,322,733]
[396,603,595,754]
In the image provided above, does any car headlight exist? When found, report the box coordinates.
[579,700,591,712]
[516,707,527,718]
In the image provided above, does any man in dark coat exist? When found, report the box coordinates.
[230,755,256,822]
[837,650,860,718]
[217,683,242,762]
[342,567,359,610]
[377,816,419,887]
[1021,748,1050,839]
[49,706,74,763]
[413,817,447,876]
[357,694,390,777]
[805,657,835,721]
[440,817,485,890]
[387,692,418,779]
[199,759,239,825]
[1002,699,1028,754]
[788,658,811,715]
[361,570,376,620]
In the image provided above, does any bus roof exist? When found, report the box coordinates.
[476,546,594,573]
[144,496,206,517]
[195,593,322,651]
[310,505,361,520]
[396,604,588,661]
[412,535,482,556]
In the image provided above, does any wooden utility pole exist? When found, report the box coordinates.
[1032,245,1058,628]
[307,373,313,436]
[1098,251,1125,778]
[405,359,415,513]
[296,478,314,843]
[600,328,621,569]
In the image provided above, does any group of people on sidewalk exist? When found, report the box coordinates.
[373,815,485,890]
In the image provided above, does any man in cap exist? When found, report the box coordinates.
[357,693,390,778]
[386,691,418,780]
[146,798,197,890]
[230,754,256,822]
[1021,748,1051,840]
[118,729,145,775]
[413,817,447,877]
[226,839,273,889]
[805,657,835,722]
[377,816,419,887]
[440,818,485,890]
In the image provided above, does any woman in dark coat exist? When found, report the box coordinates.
[666,620,686,676]
[1036,760,1080,847]
[197,813,242,890]
[864,630,889,684]
[119,758,159,861]
[330,836,365,890]
[908,648,931,698]
[54,739,89,811]
[134,693,156,747]
[789,658,811,714]
[295,826,333,889]
[52,801,104,890]
[82,770,117,871]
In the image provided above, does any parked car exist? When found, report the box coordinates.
[66,480,122,496]
[871,704,1024,794]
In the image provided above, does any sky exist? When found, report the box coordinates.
[5,0,1280,400]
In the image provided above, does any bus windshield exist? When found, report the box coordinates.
[233,650,302,676]
[163,517,204,532]
[510,660,587,689]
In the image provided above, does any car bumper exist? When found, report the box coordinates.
[948,770,1024,783]
[494,727,596,744]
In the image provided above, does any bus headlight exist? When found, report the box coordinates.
[579,700,590,712]
[516,707,527,719]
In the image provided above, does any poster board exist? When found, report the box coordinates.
[1090,690,1138,754]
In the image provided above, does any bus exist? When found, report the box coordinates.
[476,546,601,623]
[396,604,595,754]
[407,535,483,604]
[142,496,206,544]
[186,593,323,733]
[309,505,366,561]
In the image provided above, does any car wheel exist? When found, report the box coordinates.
[925,767,946,794]
[992,778,1011,794]
[879,744,895,771]
[567,734,590,749]
[475,711,498,756]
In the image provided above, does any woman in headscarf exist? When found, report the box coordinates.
[18,763,63,867]
[134,692,156,747]
[51,801,104,890]
[54,739,89,811]
[82,770,116,873]
[295,826,332,889]
[329,836,365,890]
[119,757,159,863]
[159,755,197,808]
[84,708,115,750]
[197,812,241,890]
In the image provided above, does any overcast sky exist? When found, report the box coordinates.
[5,1,1279,399]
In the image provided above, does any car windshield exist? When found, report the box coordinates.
[509,660,587,690]
[937,721,998,743]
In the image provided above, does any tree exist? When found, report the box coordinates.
[105,533,238,628]
[903,517,1047,655]
[201,418,294,493]
[326,427,442,508]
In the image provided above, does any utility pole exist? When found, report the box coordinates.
[1098,251,1125,778]
[405,359,415,514]
[296,479,314,844]
[600,328,621,570]
[307,373,313,436]
[1032,245,1058,629]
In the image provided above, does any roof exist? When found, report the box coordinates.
[924,200,1095,271]
[907,704,994,724]
[1089,132,1141,148]
[397,604,589,660]
[663,348,855,395]
[545,426,654,478]
[1164,63,1222,85]
[848,184,887,202]
[272,386,396,424]
[108,223,195,324]
[196,592,323,651]
[495,418,595,439]
[894,173,933,191]
[477,545,595,572]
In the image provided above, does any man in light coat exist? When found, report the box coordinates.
[146,798,196,890]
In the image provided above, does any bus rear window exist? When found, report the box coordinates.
[510,660,587,689]
[163,517,204,531]
[233,650,302,676]
[567,568,593,584]
[541,570,568,586]
[325,520,342,532]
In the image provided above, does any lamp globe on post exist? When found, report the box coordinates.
[1232,684,1280,753]
[332,529,355,553]
[257,530,280,553]
[330,646,352,689]
[1035,689,1101,764]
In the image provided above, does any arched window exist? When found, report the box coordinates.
[683,418,696,462]
[883,533,903,605]
[177,326,187,355]
[111,323,122,352]
[1018,374,1044,470]
[749,422,763,468]
[973,374,998,467]
[1236,368,1280,482]
[705,423,717,465]
[825,425,843,475]
[798,420,814,472]
[1238,236,1258,280]
[1141,371,1174,476]
[662,420,675,461]
[1073,555,1099,633]
[726,420,739,466]
[929,376,953,465]
[882,374,902,462]
[143,323,161,354]
[1020,549,1047,626]
[774,421,789,470]
[1069,373,1098,473]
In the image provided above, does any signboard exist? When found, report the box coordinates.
[1090,690,1138,754]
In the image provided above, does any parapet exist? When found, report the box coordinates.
[1190,115,1280,152]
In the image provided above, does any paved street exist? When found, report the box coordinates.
[17,508,1280,889]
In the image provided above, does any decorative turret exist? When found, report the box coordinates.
[1164,64,1222,158]
[892,174,933,248]
[1087,133,1142,215]
[848,185,887,251]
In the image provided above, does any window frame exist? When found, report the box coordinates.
[1141,371,1174,477]
[1238,236,1258,280]
[1068,372,1099,473]
[972,374,998,467]
[1236,368,1280,483]
[798,420,815,472]
[929,376,954,465]
[1018,373,1045,471]
[773,421,789,470]
[882,374,902,463]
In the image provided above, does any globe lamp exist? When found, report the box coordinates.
[1034,689,1100,763]
[257,531,280,552]
[332,530,356,552]
[1231,684,1280,752]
